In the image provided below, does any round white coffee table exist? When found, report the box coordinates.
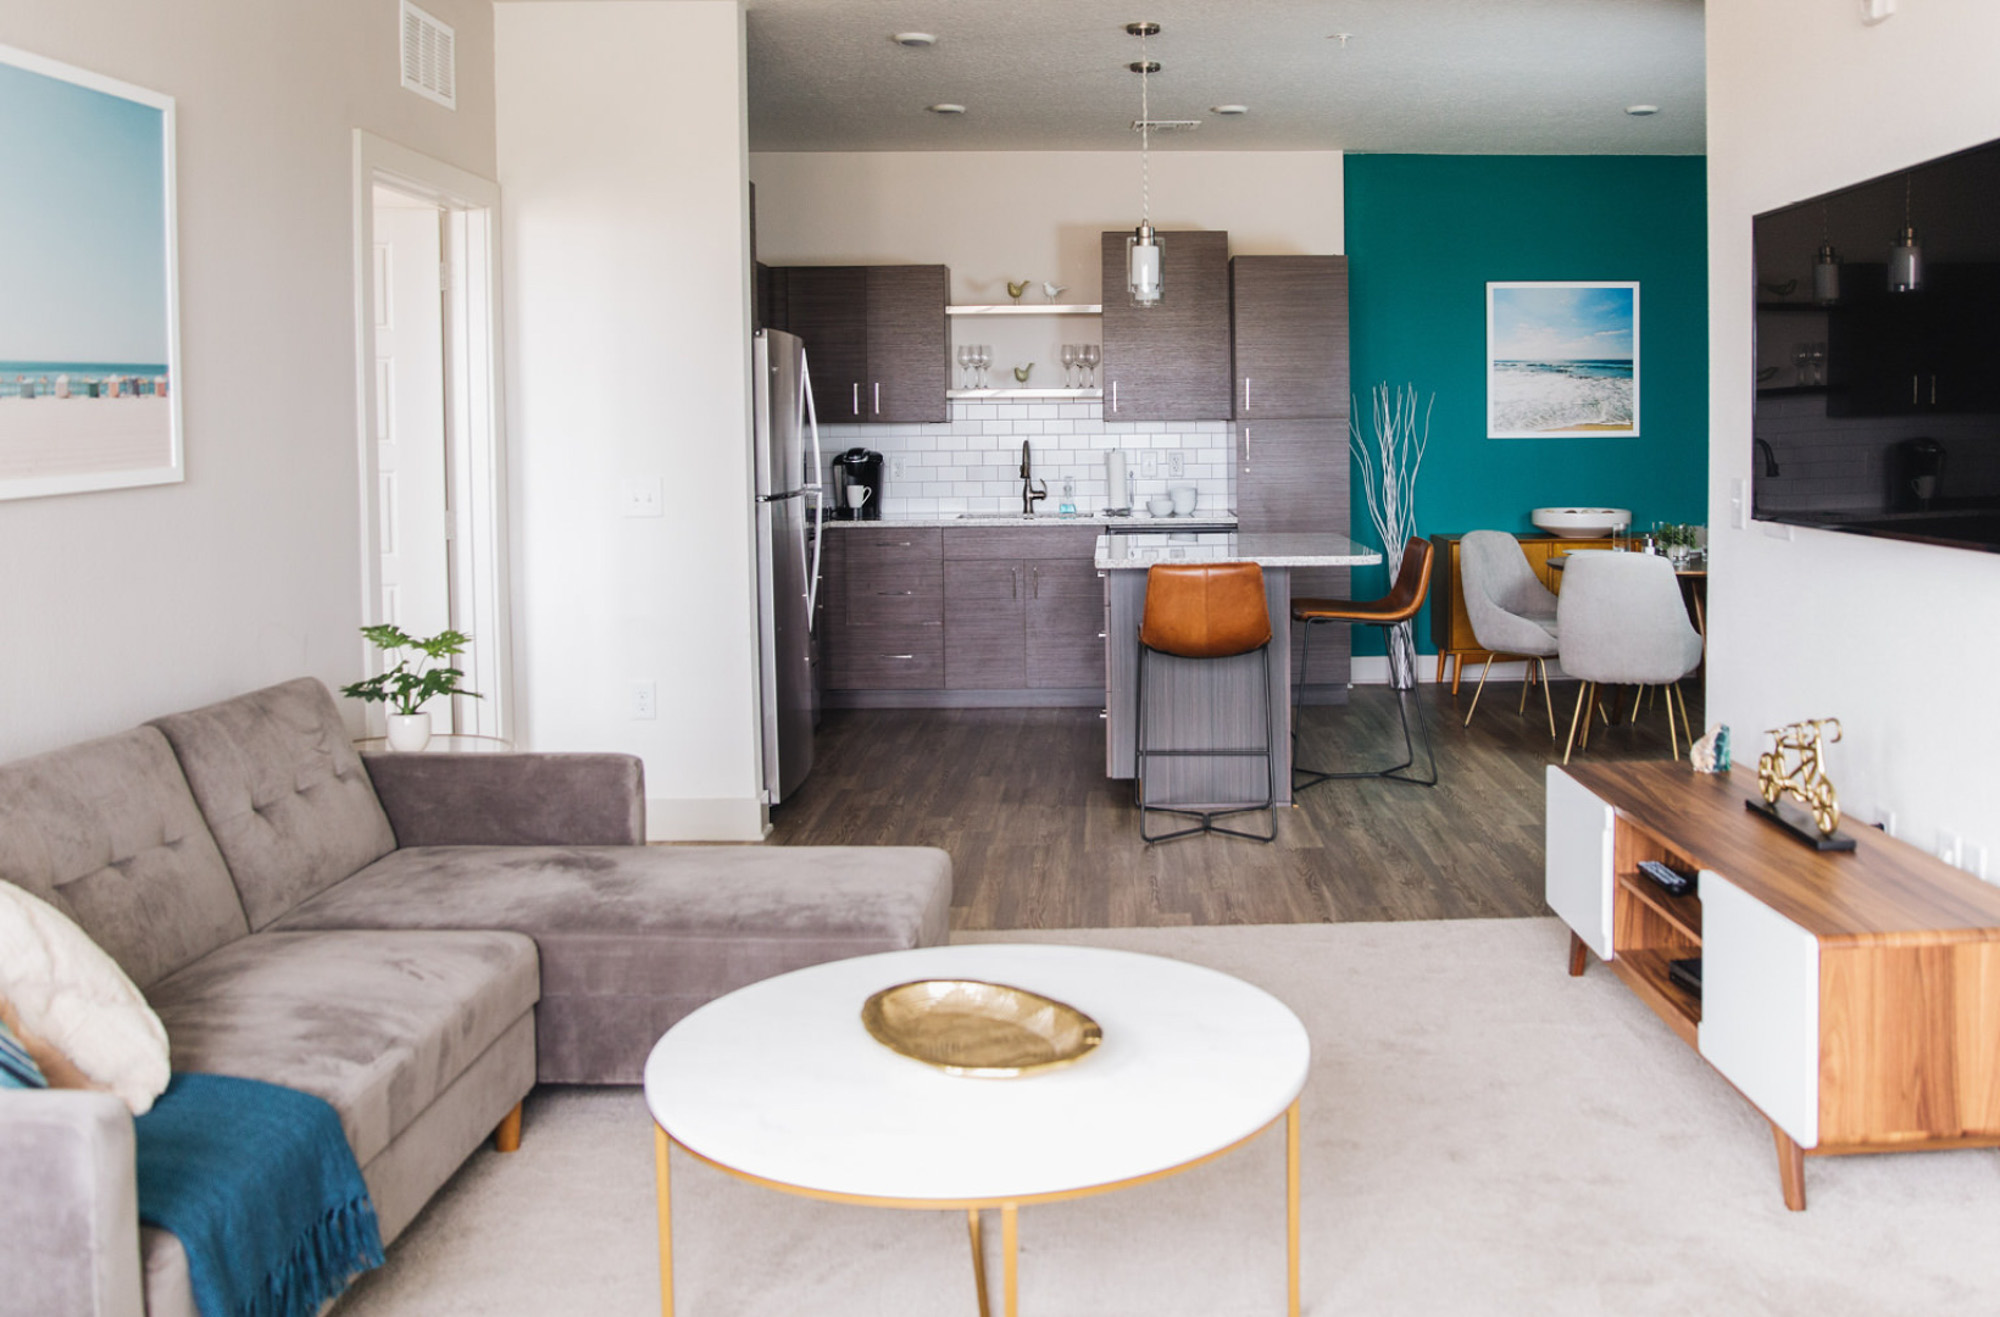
[642,943,1311,1317]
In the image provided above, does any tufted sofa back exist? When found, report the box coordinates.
[0,727,249,990]
[151,678,397,930]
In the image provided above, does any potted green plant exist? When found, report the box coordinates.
[340,625,479,751]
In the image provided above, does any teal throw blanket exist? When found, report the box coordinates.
[135,1073,385,1317]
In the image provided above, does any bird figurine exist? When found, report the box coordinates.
[1013,364,1034,384]
[1006,279,1030,304]
[1043,281,1068,304]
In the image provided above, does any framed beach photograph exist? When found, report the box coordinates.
[1486,281,1638,438]
[0,44,181,500]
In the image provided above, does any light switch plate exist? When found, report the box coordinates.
[1730,478,1747,530]
[1860,0,1895,25]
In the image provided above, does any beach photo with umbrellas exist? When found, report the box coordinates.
[0,44,180,499]
[1486,281,1638,438]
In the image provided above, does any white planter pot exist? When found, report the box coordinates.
[386,712,433,752]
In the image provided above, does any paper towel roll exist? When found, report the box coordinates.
[1105,450,1128,510]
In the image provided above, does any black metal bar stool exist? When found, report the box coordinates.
[1134,562,1278,844]
[1291,537,1438,790]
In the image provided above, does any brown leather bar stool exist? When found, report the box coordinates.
[1135,562,1278,844]
[1291,537,1438,789]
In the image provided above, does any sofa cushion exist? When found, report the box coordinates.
[0,728,247,989]
[272,844,954,1083]
[150,679,397,931]
[146,930,538,1165]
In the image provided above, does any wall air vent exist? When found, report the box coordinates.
[1132,119,1202,133]
[400,0,456,110]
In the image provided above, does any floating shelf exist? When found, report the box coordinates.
[947,388,1102,400]
[947,304,1103,317]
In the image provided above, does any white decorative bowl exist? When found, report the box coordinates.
[1531,507,1631,537]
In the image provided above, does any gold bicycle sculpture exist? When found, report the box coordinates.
[1757,718,1843,836]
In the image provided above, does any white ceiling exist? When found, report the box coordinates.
[746,0,1706,155]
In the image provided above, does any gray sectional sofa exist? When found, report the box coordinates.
[0,678,953,1317]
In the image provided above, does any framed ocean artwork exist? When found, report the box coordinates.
[1486,282,1639,439]
[0,45,181,500]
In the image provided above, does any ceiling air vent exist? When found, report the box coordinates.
[400,0,456,110]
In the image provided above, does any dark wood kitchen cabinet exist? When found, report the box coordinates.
[1230,255,1350,419]
[1097,230,1232,421]
[772,265,948,423]
[821,528,942,690]
[942,527,1103,691]
[1236,423,1351,688]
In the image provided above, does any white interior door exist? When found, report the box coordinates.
[371,186,455,727]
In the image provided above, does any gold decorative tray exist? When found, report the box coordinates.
[861,979,1102,1078]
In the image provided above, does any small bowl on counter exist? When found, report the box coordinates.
[1531,507,1631,537]
[1147,495,1174,517]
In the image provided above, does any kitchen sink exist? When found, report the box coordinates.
[954,512,1037,520]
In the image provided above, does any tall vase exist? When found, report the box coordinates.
[1385,620,1419,691]
[386,712,432,752]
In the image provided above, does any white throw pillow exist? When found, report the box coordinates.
[0,883,171,1115]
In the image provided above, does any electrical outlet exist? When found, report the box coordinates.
[621,478,663,518]
[1139,451,1159,479]
[1968,844,1991,882]
[889,457,906,481]
[1878,807,1899,838]
[630,681,657,720]
[1166,450,1186,479]
[1937,829,1963,868]
[1729,477,1747,530]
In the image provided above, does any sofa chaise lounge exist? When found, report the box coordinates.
[0,678,953,1317]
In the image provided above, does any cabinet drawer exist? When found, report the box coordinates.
[847,560,943,625]
[840,526,940,556]
[827,624,943,689]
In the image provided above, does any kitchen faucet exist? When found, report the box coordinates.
[1020,440,1047,516]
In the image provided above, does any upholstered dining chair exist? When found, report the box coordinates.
[1554,551,1706,764]
[1457,531,1560,735]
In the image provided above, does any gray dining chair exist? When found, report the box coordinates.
[1458,531,1560,735]
[1554,551,1705,764]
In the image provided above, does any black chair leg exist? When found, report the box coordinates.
[1294,620,1439,791]
[1138,643,1277,845]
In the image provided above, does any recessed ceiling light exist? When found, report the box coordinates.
[1211,105,1249,116]
[893,32,936,48]
[927,103,966,116]
[1328,33,1354,47]
[1625,104,1660,117]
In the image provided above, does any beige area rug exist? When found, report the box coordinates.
[335,920,2000,1316]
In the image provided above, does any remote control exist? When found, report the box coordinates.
[1638,860,1693,896]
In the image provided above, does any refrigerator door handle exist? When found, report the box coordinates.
[800,350,825,630]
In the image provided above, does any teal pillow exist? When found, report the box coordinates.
[0,1017,47,1090]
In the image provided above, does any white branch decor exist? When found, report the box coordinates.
[1350,384,1435,690]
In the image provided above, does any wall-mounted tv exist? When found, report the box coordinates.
[1753,138,2000,554]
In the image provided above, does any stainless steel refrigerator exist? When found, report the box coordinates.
[753,329,823,805]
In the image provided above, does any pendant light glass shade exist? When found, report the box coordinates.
[1128,222,1163,306]
[1888,226,1922,293]
[1813,241,1842,304]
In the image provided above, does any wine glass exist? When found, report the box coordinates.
[1080,344,1100,390]
[956,344,974,389]
[1060,344,1079,389]
[975,345,991,390]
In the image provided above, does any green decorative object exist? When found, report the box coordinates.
[1013,364,1034,384]
[340,625,479,717]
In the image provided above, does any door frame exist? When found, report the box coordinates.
[351,130,514,740]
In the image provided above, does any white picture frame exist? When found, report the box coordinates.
[0,44,182,500]
[1487,281,1639,439]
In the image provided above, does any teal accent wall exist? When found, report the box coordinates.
[1344,154,1708,655]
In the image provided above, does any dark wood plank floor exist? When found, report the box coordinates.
[768,678,1703,930]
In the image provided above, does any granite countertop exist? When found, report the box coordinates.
[824,512,1239,530]
[1094,531,1381,570]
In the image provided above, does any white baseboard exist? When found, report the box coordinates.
[1350,655,1569,685]
[645,796,771,842]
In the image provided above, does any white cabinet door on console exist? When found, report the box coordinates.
[1698,871,1821,1149]
[1545,766,1615,960]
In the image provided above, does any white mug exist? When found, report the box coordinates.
[845,485,873,510]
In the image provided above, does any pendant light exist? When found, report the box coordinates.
[1889,173,1923,293]
[1126,22,1163,307]
[1813,201,1841,305]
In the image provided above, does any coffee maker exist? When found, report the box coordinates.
[831,448,884,520]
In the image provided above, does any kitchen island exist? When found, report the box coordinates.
[1099,531,1381,809]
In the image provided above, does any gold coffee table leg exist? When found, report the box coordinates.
[1287,1100,1301,1317]
[654,1125,675,1317]
[967,1210,992,1317]
[1002,1203,1019,1317]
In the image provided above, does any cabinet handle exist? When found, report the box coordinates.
[1098,709,1109,720]
[1031,566,1040,599]
[1912,375,1919,407]
[1243,377,1252,411]
[852,382,861,416]
[1931,375,1937,406]
[1244,426,1252,470]
[1111,380,1119,413]
[1011,567,1019,599]
[1097,631,1107,640]
[883,654,916,660]
[876,590,914,597]
[873,382,881,415]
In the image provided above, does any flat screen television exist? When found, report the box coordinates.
[1753,137,2000,554]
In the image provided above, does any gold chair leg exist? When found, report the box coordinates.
[1674,682,1693,751]
[1539,659,1557,739]
[1463,656,1497,727]
[1666,680,1681,758]
[1563,682,1589,764]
